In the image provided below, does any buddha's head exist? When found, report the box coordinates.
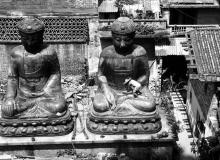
[111,17,136,54]
[17,17,45,53]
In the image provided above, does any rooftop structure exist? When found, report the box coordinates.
[161,0,219,8]
[186,28,220,82]
[155,38,189,56]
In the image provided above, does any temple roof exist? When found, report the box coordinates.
[187,28,220,82]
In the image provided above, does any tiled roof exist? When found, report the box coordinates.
[98,0,118,13]
[187,28,220,82]
[155,38,189,56]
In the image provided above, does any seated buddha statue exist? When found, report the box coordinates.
[87,17,161,134]
[0,17,74,137]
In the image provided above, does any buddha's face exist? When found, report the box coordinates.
[19,31,44,53]
[112,32,135,54]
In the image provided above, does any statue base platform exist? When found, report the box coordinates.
[0,110,75,137]
[0,104,176,160]
[87,111,162,134]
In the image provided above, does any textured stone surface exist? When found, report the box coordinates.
[0,0,98,15]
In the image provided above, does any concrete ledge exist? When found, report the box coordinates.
[0,107,175,146]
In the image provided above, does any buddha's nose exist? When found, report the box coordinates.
[120,40,125,48]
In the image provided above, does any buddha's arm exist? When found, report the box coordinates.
[97,57,108,87]
[135,55,150,87]
[43,53,61,93]
[97,56,115,106]
[5,56,18,100]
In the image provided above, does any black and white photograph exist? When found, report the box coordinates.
[0,0,219,159]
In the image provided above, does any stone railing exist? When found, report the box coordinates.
[169,24,220,36]
[99,19,167,35]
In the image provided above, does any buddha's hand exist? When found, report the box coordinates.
[2,98,16,117]
[30,91,44,97]
[103,86,116,110]
[42,88,53,97]
[128,79,141,93]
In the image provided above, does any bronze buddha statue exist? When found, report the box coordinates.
[0,17,74,137]
[87,17,161,134]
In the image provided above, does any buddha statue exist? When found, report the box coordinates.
[87,17,161,134]
[0,17,74,137]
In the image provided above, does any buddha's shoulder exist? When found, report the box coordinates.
[42,45,56,55]
[10,45,24,58]
[132,45,147,57]
[100,45,115,57]
[42,45,57,56]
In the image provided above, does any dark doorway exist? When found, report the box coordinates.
[162,55,188,102]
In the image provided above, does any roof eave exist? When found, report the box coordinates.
[162,4,219,8]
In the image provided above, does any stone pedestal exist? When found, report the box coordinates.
[0,104,176,160]
[0,110,75,137]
